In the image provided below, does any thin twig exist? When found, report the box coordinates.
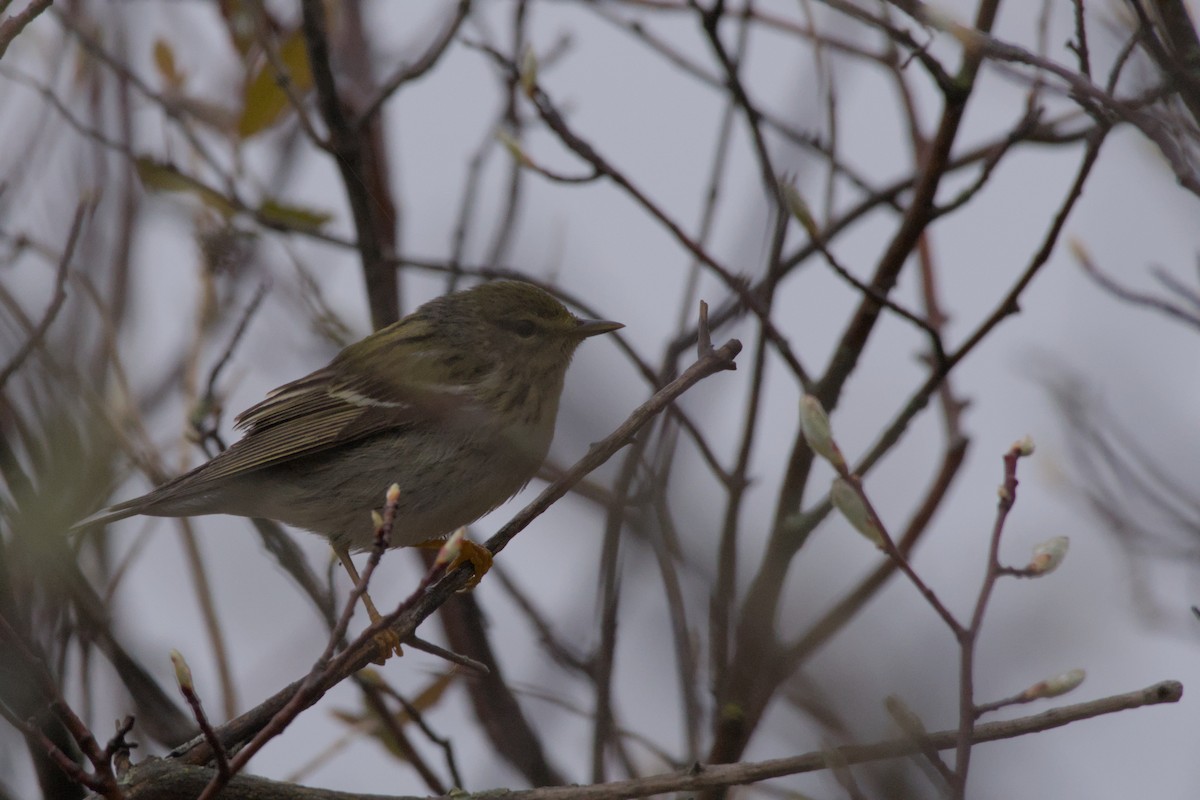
[404,635,489,675]
[0,0,54,60]
[176,520,240,721]
[246,1,326,146]
[1075,247,1200,331]
[491,564,592,675]
[952,442,1028,797]
[196,283,270,439]
[0,202,86,390]
[375,678,465,790]
[357,0,472,127]
[173,652,231,780]
[885,695,956,791]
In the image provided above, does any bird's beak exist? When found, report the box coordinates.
[574,318,624,338]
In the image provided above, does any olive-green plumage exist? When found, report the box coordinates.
[75,281,621,552]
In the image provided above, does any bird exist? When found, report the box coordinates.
[73,280,622,654]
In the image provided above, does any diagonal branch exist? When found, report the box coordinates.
[0,0,53,60]
[0,202,87,390]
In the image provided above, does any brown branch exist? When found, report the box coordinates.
[357,682,447,795]
[490,564,592,674]
[482,2,531,268]
[946,17,1200,195]
[247,1,325,147]
[1132,0,1200,126]
[0,614,128,799]
[1075,246,1200,332]
[120,681,1182,800]
[775,125,1107,685]
[490,680,1183,800]
[952,442,1029,796]
[0,202,86,390]
[374,678,465,789]
[172,652,230,781]
[358,0,472,126]
[885,695,955,790]
[787,435,970,662]
[0,0,53,60]
[299,0,398,328]
[590,387,647,782]
[0,63,356,248]
[586,3,904,203]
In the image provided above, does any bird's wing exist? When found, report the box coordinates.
[179,367,477,488]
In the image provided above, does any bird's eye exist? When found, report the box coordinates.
[506,319,538,338]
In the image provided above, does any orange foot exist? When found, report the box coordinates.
[416,533,493,591]
[335,546,403,665]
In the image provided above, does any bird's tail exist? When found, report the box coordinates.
[69,500,144,534]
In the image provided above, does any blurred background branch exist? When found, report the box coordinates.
[1,1,1196,798]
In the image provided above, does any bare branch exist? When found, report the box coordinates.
[0,0,52,60]
[120,681,1181,800]
[0,201,86,389]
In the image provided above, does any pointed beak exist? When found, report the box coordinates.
[573,317,624,338]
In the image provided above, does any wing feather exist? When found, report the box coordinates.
[181,367,477,489]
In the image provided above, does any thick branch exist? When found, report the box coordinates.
[124,681,1181,800]
[299,0,398,328]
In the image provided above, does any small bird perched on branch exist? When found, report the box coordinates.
[74,280,622,653]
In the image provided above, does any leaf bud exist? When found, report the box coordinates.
[169,649,193,692]
[1028,536,1069,575]
[831,478,884,548]
[800,394,846,469]
[1021,668,1085,700]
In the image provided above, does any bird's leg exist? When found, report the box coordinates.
[414,531,493,590]
[335,546,403,664]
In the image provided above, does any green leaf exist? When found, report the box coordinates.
[238,29,313,139]
[153,38,184,88]
[257,198,332,231]
[134,158,236,217]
